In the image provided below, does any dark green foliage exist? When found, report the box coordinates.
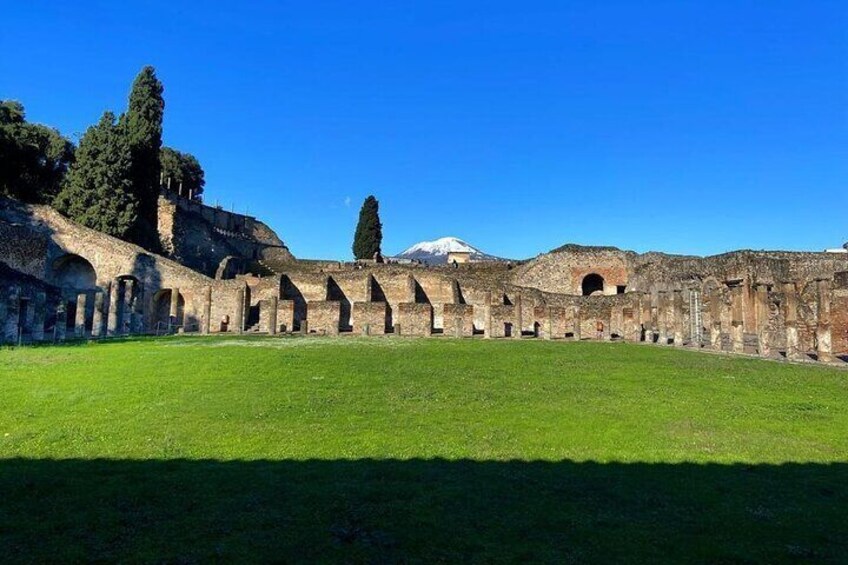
[160,146,205,201]
[352,195,383,259]
[122,66,164,249]
[53,112,137,239]
[0,100,74,203]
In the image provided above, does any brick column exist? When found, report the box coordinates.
[32,292,46,342]
[169,287,180,332]
[656,291,668,345]
[55,303,67,342]
[406,274,416,303]
[514,293,523,339]
[234,288,245,334]
[106,280,120,336]
[815,279,837,363]
[23,298,34,340]
[730,285,745,353]
[0,298,7,345]
[91,290,105,338]
[364,275,374,303]
[74,292,88,339]
[202,286,212,334]
[754,284,774,357]
[709,289,723,350]
[573,303,582,340]
[483,291,493,339]
[451,280,461,305]
[268,296,279,335]
[122,280,135,335]
[3,287,20,344]
[640,291,651,342]
[672,289,684,346]
[131,284,144,334]
[783,282,805,360]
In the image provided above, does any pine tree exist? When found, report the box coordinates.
[54,112,137,239]
[122,66,164,249]
[352,195,383,260]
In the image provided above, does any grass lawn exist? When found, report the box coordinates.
[1,336,847,563]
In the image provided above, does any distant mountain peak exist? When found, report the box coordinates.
[395,236,499,264]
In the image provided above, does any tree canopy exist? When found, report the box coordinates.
[0,100,74,204]
[54,112,137,240]
[160,146,205,201]
[122,66,164,249]
[352,195,383,260]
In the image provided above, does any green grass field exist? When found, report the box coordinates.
[1,336,847,563]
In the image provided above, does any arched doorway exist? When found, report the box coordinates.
[151,289,184,333]
[51,254,97,290]
[582,273,605,296]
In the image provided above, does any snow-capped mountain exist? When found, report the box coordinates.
[395,237,500,264]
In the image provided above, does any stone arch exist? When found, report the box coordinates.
[581,273,605,296]
[51,253,97,291]
[150,289,184,333]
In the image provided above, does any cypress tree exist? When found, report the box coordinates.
[352,195,383,260]
[54,112,137,239]
[122,66,164,249]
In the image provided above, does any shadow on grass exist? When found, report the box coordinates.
[0,458,845,563]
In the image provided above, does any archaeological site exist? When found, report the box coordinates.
[2,187,847,365]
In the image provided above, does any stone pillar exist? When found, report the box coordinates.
[639,292,651,342]
[815,279,836,363]
[624,307,638,342]
[107,280,120,336]
[783,282,805,360]
[483,291,493,339]
[729,285,745,353]
[202,286,212,334]
[364,275,374,303]
[91,290,105,338]
[234,288,245,334]
[23,298,35,340]
[0,298,7,345]
[544,307,554,340]
[406,274,416,303]
[451,280,461,304]
[55,303,67,342]
[573,304,582,340]
[656,291,668,345]
[122,280,135,335]
[32,292,46,342]
[268,296,279,335]
[710,290,723,350]
[74,292,88,339]
[169,287,180,332]
[754,284,774,357]
[672,289,684,346]
[4,287,20,344]
[514,293,523,339]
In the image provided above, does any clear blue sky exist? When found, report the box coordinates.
[2,1,846,260]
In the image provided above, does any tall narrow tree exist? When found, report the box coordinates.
[122,66,164,249]
[54,112,137,239]
[352,195,383,260]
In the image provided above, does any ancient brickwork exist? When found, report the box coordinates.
[396,303,432,336]
[352,302,387,335]
[305,301,340,335]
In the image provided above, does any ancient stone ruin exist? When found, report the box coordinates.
[2,192,847,364]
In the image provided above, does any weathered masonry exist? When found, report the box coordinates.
[2,196,848,364]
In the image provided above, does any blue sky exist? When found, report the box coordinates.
[2,1,846,259]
